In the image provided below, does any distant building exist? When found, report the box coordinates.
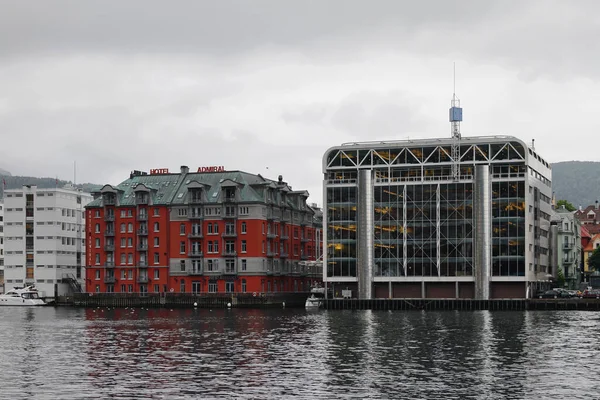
[85,167,321,294]
[551,206,582,289]
[0,200,4,293]
[3,185,92,297]
[574,202,600,234]
[322,135,553,299]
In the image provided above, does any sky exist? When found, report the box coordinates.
[1,0,599,205]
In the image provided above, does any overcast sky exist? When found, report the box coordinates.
[1,0,599,204]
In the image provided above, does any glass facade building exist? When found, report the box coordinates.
[323,136,552,299]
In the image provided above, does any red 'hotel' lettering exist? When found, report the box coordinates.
[150,168,169,175]
[197,166,226,173]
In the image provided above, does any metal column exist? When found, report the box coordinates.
[474,165,491,300]
[357,169,374,299]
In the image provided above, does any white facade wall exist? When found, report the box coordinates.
[3,186,92,297]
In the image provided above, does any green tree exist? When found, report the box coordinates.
[556,267,566,288]
[556,199,576,212]
[588,247,600,273]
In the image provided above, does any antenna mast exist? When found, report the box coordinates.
[449,62,463,181]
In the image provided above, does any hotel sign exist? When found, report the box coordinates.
[197,166,226,173]
[150,168,169,175]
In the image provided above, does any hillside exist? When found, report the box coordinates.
[0,173,101,194]
[552,161,600,209]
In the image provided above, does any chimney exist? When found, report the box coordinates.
[181,165,189,174]
[596,200,598,210]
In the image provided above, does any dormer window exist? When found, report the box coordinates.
[588,211,595,219]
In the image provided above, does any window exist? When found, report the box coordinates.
[153,208,160,216]
[120,210,126,218]
[226,281,234,293]
[180,260,186,272]
[214,224,219,234]
[120,238,126,248]
[121,270,127,279]
[154,252,159,264]
[95,223,100,233]
[178,208,187,216]
[94,210,100,218]
[154,222,160,232]
[209,282,217,293]
[241,279,247,293]
[154,237,160,247]
[180,279,185,293]
[154,284,160,293]
[95,238,100,248]
[241,259,247,271]
[207,223,213,234]
[95,254,100,264]
[241,222,247,234]
[121,253,126,264]
[214,240,219,253]
[262,223,265,234]
[128,238,133,247]
[128,223,133,233]
[95,270,100,280]
[180,241,186,254]
[128,253,133,264]
[154,269,160,279]
[120,223,126,233]
[241,240,247,253]
[180,223,185,235]
[262,241,265,253]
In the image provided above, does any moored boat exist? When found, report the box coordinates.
[305,286,326,309]
[0,286,46,306]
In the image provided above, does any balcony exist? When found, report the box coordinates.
[105,261,115,268]
[280,252,289,258]
[188,250,204,257]
[104,230,115,237]
[135,196,149,205]
[104,276,116,284]
[137,228,148,236]
[189,196,203,204]
[301,237,311,243]
[189,211,203,220]
[104,214,115,222]
[301,254,309,260]
[266,251,276,258]
[224,267,237,275]
[189,268,204,275]
[103,197,116,206]
[266,233,277,239]
[104,244,115,252]
[137,243,148,251]
[137,276,149,283]
[223,213,237,220]
[137,214,148,221]
[223,196,236,203]
[563,242,574,250]
[222,231,237,238]
[280,234,289,240]
[188,231,203,239]
[222,250,237,257]
[139,260,148,268]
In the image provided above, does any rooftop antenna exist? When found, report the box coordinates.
[449,62,463,181]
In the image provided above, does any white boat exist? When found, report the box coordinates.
[0,286,46,306]
[305,286,326,309]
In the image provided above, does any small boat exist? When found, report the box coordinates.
[305,286,326,309]
[0,286,46,306]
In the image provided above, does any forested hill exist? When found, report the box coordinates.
[552,161,600,209]
[0,172,101,194]
[0,162,598,208]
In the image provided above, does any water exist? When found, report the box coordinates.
[0,307,597,399]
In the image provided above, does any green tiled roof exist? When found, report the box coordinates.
[86,170,310,211]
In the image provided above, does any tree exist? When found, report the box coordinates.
[556,199,576,212]
[588,247,600,273]
[556,267,566,288]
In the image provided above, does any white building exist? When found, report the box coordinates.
[0,200,4,293]
[3,185,92,297]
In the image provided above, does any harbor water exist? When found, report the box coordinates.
[0,307,597,399]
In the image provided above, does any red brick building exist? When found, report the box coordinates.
[85,166,322,294]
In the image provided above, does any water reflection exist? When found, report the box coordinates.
[0,308,598,399]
